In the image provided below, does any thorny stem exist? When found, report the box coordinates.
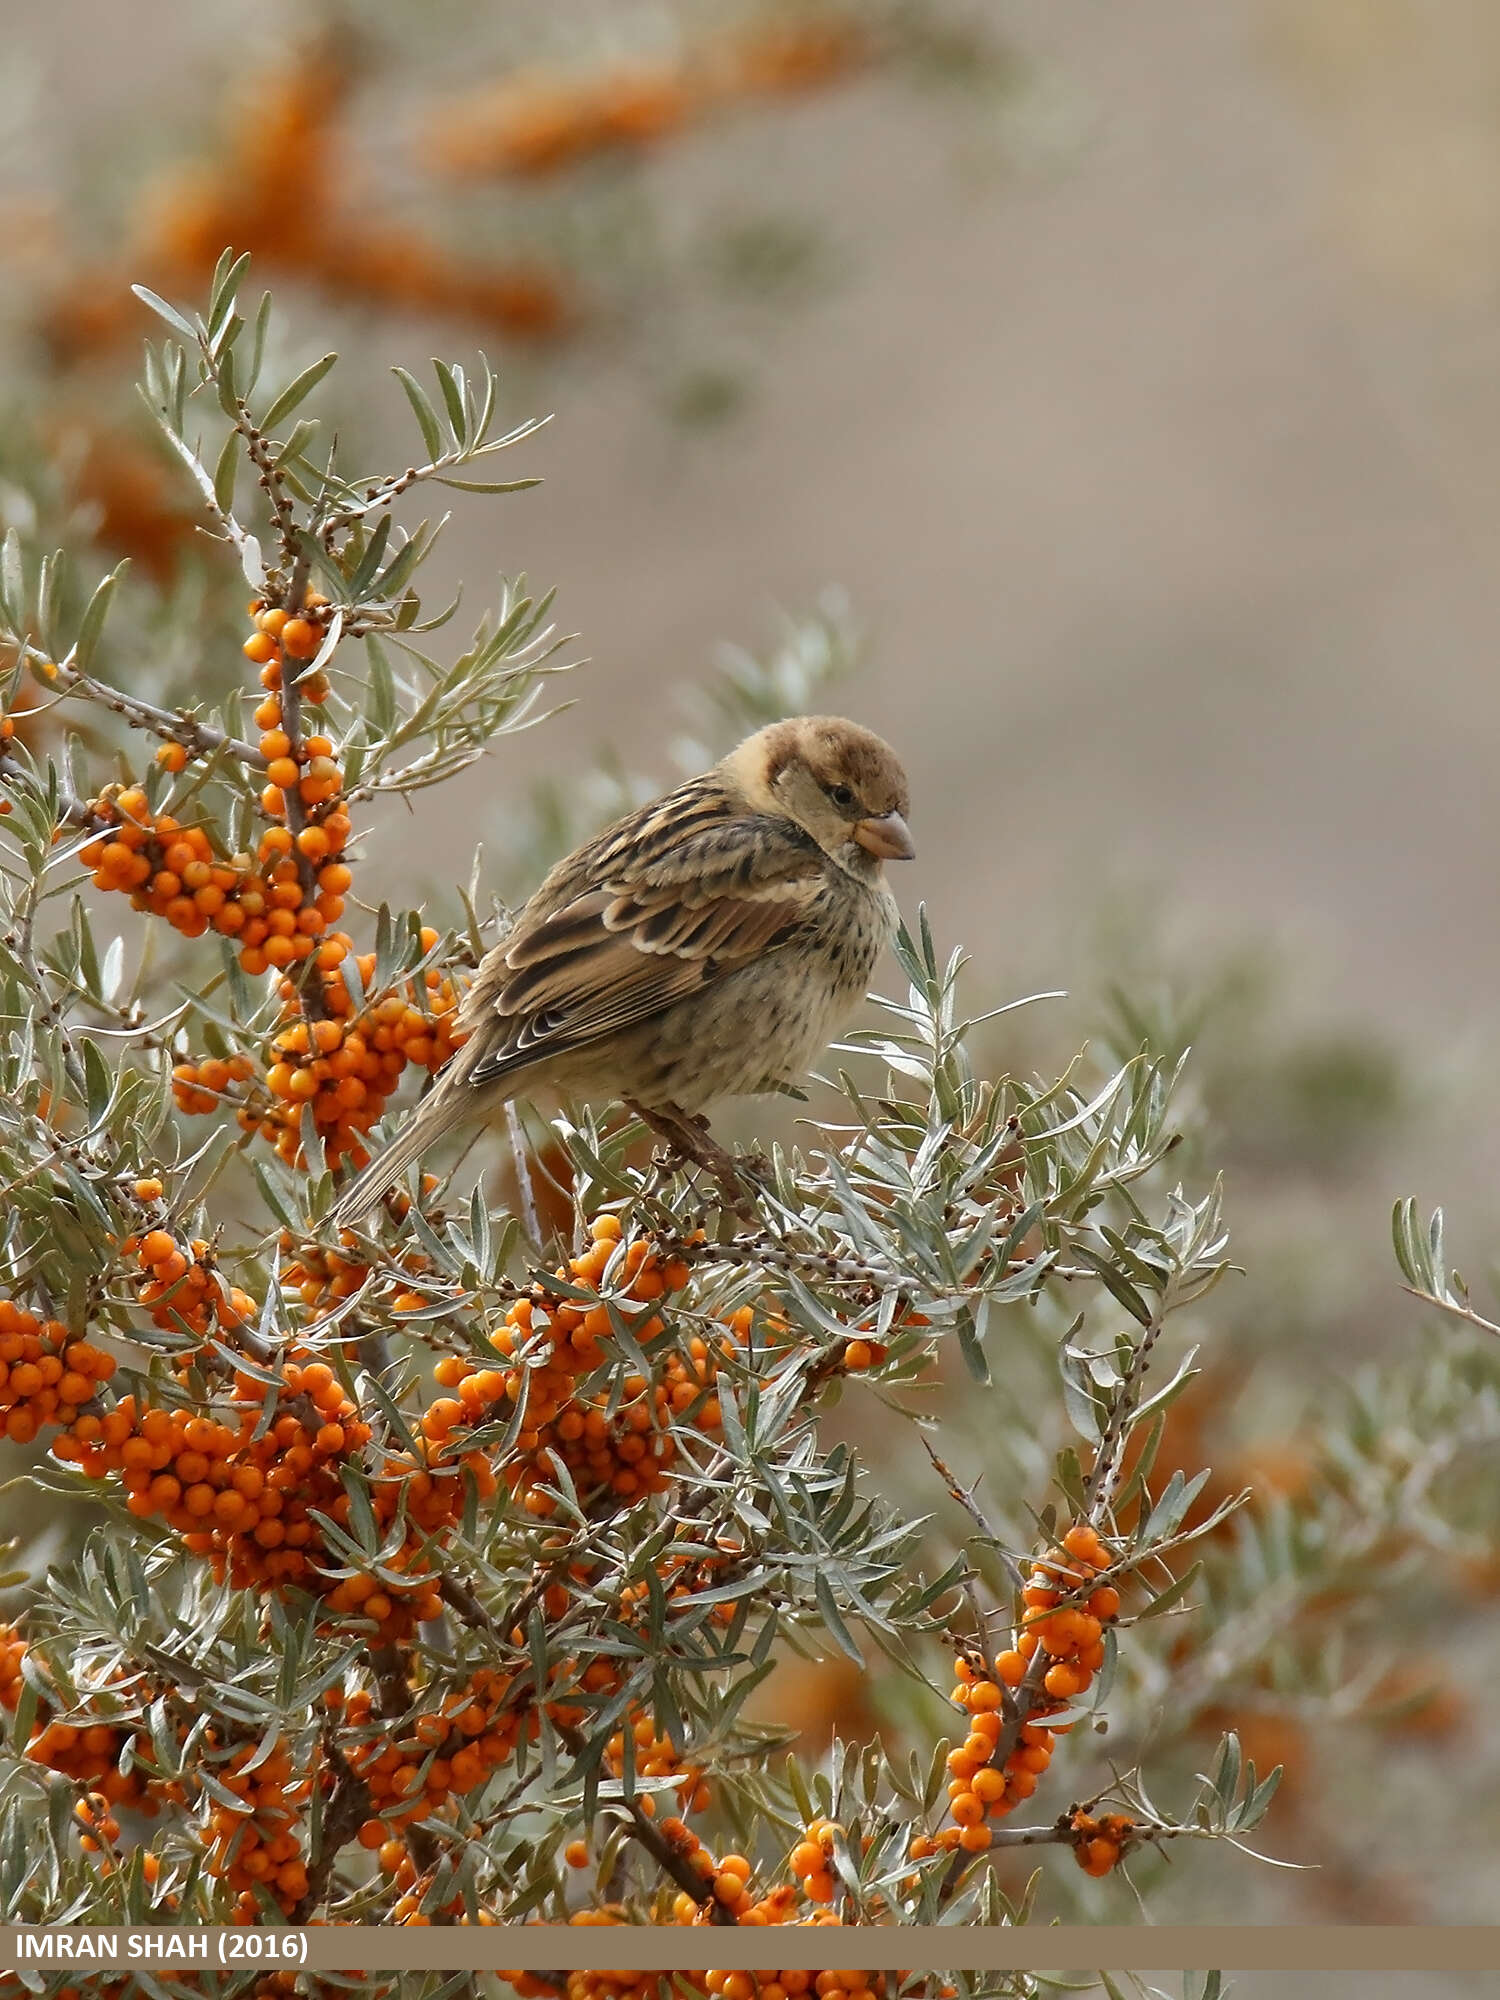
[506,1100,541,1243]
[550,1717,737,1926]
[982,1814,1190,1855]
[18,643,267,769]
[1083,1292,1173,1520]
[228,382,301,576]
[649,1224,900,1292]
[0,738,111,830]
[320,464,430,540]
[294,1734,373,1924]
[1400,1283,1500,1343]
[922,1439,1023,1597]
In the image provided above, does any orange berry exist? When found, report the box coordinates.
[1043,1661,1091,1701]
[1077,1836,1120,1877]
[243,631,277,664]
[155,742,188,773]
[1063,1523,1107,1567]
[281,618,319,659]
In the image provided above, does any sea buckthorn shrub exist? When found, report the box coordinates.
[0,268,1287,1995]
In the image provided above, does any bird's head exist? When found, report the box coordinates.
[724,715,915,873]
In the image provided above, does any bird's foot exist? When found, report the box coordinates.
[626,1100,762,1221]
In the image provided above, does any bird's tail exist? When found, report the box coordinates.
[326,1082,469,1231]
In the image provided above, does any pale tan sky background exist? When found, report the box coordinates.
[20,0,1500,1058]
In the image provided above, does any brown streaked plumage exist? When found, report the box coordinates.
[327,715,914,1228]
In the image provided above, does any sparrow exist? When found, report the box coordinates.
[327,714,915,1229]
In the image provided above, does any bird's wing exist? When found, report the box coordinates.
[462,782,826,1089]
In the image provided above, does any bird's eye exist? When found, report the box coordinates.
[827,784,858,812]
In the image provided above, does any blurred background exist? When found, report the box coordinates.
[6,0,1500,1957]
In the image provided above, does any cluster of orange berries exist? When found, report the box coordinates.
[80,791,352,977]
[243,606,352,890]
[278,1200,434,1314]
[52,1363,373,1591]
[1017,1520,1118,1700]
[508,1951,927,2000]
[918,1521,1121,1859]
[256,933,462,1168]
[280,1231,375,1311]
[705,1973,912,2000]
[74,1791,122,1856]
[660,1835,795,1927]
[617,1535,739,1633]
[31,1321,480,1646]
[422,1216,713,1519]
[346,1668,527,1869]
[350,1426,499,1637]
[0,1301,115,1445]
[430,19,863,179]
[242,597,332,706]
[200,1735,312,1917]
[26,1717,155,1811]
[76,1796,173,1903]
[1069,1807,1137,1878]
[787,1818,845,1906]
[1,1627,157,1814]
[0,1624,22,1711]
[123,1215,256,1345]
[173,934,462,1172]
[605,1710,712,1818]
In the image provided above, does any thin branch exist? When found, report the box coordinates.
[294,1733,373,1923]
[506,1101,541,1244]
[1401,1282,1500,1341]
[1083,1292,1173,1519]
[19,642,267,768]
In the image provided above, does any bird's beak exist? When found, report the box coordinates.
[854,810,916,861]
